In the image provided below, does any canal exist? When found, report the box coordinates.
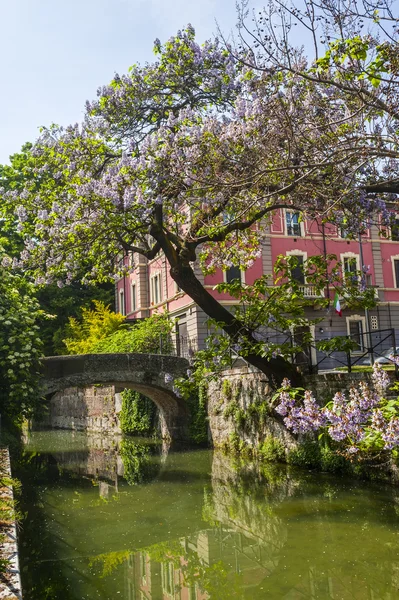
[11,430,399,599]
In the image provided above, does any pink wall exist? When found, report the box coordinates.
[116,210,399,318]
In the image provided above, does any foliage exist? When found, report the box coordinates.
[0,247,45,420]
[2,17,391,380]
[0,145,115,357]
[188,382,208,444]
[63,300,125,354]
[91,313,173,354]
[276,364,399,461]
[36,282,114,356]
[119,438,160,485]
[259,435,286,463]
[119,389,156,436]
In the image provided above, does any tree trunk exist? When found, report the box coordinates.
[169,261,301,386]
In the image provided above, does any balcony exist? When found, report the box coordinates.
[298,285,325,298]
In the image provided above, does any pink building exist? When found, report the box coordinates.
[116,209,399,370]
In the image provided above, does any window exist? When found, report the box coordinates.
[131,283,137,312]
[286,211,302,236]
[226,266,242,284]
[119,289,126,316]
[391,217,399,241]
[394,259,399,288]
[343,257,357,274]
[290,255,305,285]
[343,256,359,283]
[340,226,352,240]
[349,320,364,352]
[151,273,162,304]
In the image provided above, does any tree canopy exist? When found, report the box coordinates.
[1,4,398,381]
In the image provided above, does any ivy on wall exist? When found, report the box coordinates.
[119,390,156,436]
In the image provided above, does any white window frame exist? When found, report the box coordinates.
[286,249,307,283]
[150,272,162,305]
[340,252,360,277]
[390,215,399,241]
[346,314,366,354]
[285,209,303,237]
[223,266,246,284]
[130,282,137,312]
[119,289,126,316]
[391,254,399,288]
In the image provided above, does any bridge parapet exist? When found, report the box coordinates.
[41,353,191,440]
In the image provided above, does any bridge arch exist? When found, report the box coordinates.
[41,353,191,440]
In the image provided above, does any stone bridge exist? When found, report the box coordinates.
[41,353,190,440]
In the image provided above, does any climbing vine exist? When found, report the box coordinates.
[119,389,156,436]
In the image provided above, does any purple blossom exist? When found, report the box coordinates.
[371,364,390,393]
[164,373,173,384]
[1,256,12,268]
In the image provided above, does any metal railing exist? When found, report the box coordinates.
[298,285,325,298]
[301,328,399,376]
[157,335,198,359]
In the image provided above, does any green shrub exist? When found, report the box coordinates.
[287,440,322,468]
[91,313,173,354]
[320,445,351,474]
[64,300,125,354]
[259,436,285,462]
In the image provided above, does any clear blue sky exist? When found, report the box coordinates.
[0,0,240,164]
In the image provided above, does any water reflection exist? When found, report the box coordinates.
[15,431,399,599]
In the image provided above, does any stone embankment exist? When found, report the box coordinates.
[0,448,22,600]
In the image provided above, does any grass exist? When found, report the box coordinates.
[333,364,396,373]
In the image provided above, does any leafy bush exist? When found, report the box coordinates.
[0,248,44,420]
[91,313,173,354]
[287,440,322,468]
[259,436,285,462]
[63,300,125,354]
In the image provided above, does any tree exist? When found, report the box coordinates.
[0,24,390,382]
[233,0,399,197]
[0,146,115,355]
[0,246,44,420]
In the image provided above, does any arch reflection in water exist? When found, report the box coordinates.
[16,431,399,600]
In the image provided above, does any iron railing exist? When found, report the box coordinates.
[301,328,399,376]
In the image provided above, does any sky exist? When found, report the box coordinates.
[0,0,240,164]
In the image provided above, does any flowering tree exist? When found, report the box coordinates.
[0,24,391,381]
[275,364,399,456]
[0,147,115,355]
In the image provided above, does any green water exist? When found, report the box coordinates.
[13,430,399,599]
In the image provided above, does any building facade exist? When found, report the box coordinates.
[116,209,399,370]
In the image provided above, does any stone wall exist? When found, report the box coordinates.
[43,385,121,433]
[207,366,296,449]
[207,366,395,449]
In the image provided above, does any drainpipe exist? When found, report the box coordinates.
[358,233,373,364]
[322,223,330,303]
[123,253,127,317]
